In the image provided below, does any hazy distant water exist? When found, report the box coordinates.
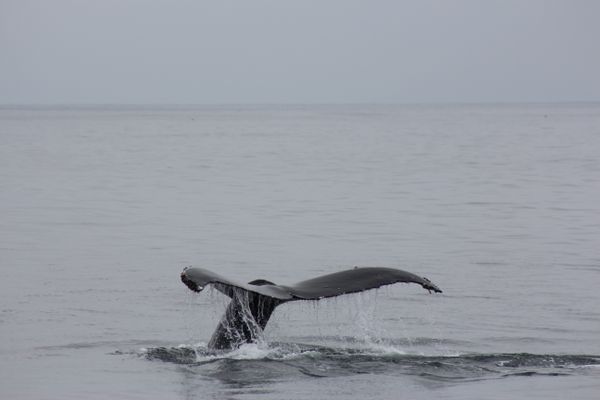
[1,104,599,399]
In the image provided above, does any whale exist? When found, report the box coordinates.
[180,266,442,350]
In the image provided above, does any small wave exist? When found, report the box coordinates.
[501,371,570,377]
[465,353,600,369]
[143,342,322,364]
[141,342,600,382]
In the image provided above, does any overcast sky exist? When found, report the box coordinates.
[1,0,599,105]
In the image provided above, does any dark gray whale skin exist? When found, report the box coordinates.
[180,267,442,350]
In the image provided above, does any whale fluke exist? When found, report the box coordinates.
[181,266,442,350]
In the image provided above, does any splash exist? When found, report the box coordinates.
[142,343,600,382]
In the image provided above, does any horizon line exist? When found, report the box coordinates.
[1,100,600,110]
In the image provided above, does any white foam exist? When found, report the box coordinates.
[227,342,273,360]
[361,341,408,356]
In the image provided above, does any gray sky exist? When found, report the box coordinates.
[1,0,599,105]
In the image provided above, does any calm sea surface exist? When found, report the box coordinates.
[1,104,599,399]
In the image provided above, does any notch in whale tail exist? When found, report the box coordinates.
[180,266,442,350]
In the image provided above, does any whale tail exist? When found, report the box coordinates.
[181,266,442,350]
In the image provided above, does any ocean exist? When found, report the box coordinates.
[1,104,599,399]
